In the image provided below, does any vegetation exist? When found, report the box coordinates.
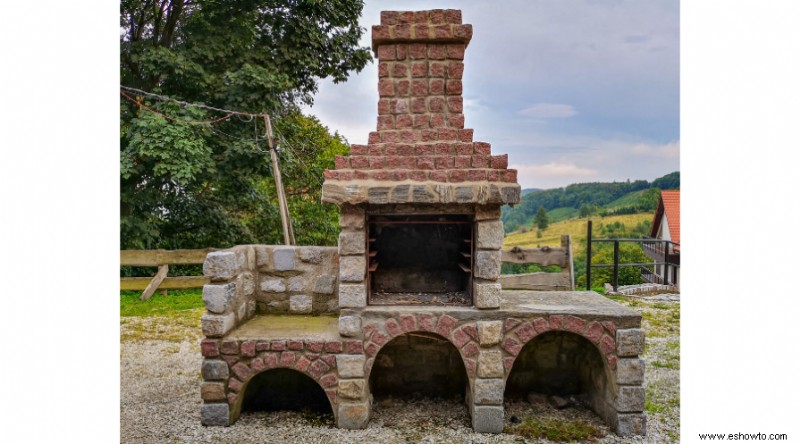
[120,0,371,250]
[505,417,603,442]
[534,206,550,230]
[120,289,204,342]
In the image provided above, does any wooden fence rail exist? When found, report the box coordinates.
[120,249,217,300]
[499,234,575,291]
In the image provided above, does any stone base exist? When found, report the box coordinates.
[471,405,504,433]
[337,400,372,429]
[200,403,230,426]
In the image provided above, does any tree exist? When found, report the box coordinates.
[120,0,371,249]
[534,206,549,230]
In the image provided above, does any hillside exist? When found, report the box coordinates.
[503,213,653,249]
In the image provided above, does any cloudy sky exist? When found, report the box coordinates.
[303,0,679,189]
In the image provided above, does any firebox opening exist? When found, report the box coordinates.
[367,214,473,305]
[241,368,333,418]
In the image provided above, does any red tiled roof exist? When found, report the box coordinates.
[650,190,680,249]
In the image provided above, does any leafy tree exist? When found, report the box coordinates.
[534,207,550,230]
[120,0,371,249]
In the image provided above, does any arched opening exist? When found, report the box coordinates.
[505,331,614,421]
[240,368,333,418]
[370,332,468,400]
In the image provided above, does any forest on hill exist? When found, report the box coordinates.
[502,172,679,233]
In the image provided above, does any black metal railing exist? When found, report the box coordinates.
[585,220,680,291]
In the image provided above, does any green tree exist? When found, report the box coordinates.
[120,0,371,249]
[534,206,550,230]
[576,243,651,288]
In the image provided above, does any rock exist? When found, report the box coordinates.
[548,395,570,409]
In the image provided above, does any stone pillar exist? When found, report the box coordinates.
[335,354,372,428]
[473,206,503,309]
[613,328,647,435]
[337,205,368,324]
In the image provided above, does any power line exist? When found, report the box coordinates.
[120,85,267,118]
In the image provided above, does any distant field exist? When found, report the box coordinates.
[503,213,653,248]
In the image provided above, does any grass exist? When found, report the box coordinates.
[120,289,205,316]
[120,289,205,343]
[503,213,653,248]
[505,417,604,442]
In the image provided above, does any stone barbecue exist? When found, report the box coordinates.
[198,9,646,436]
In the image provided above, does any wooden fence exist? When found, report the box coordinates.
[499,234,575,291]
[120,249,216,300]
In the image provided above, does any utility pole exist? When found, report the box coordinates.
[263,115,295,245]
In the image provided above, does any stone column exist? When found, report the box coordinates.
[337,204,368,320]
[613,328,647,435]
[335,354,372,429]
[473,206,504,309]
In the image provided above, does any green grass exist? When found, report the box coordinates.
[120,289,205,343]
[120,289,205,316]
[504,213,653,248]
[506,417,603,442]
[605,189,651,210]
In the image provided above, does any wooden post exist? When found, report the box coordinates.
[264,115,295,245]
[140,264,169,300]
[586,220,592,290]
[562,234,575,290]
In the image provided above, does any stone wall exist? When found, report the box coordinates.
[201,245,339,337]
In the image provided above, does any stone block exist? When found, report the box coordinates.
[615,386,645,412]
[477,321,502,346]
[201,360,229,381]
[200,403,230,426]
[339,230,366,255]
[314,274,337,294]
[339,315,362,337]
[471,405,503,433]
[473,379,504,406]
[476,220,504,250]
[337,401,371,429]
[338,379,366,400]
[288,275,306,292]
[616,413,647,436]
[273,247,296,271]
[201,382,226,402]
[616,328,645,357]
[298,246,326,264]
[201,312,236,337]
[339,256,366,282]
[474,282,501,309]
[336,354,366,378]
[260,276,286,293]
[203,251,244,280]
[477,350,504,378]
[616,358,645,385]
[339,205,365,229]
[474,251,500,280]
[240,272,255,297]
[255,245,274,270]
[475,206,502,221]
[202,283,236,314]
[339,283,367,308]
[289,294,313,314]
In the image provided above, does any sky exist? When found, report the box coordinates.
[303,0,679,189]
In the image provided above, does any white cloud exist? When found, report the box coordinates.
[518,103,577,119]
[631,141,680,158]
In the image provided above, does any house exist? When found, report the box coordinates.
[644,189,680,288]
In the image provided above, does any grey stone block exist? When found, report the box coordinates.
[201,312,236,337]
[289,294,313,314]
[617,358,645,385]
[260,277,286,293]
[201,360,229,381]
[339,230,366,255]
[615,386,645,412]
[273,247,296,271]
[339,256,366,282]
[203,251,244,279]
[367,187,390,204]
[240,272,255,297]
[471,405,504,433]
[411,185,435,203]
[298,246,325,264]
[617,328,645,357]
[339,206,365,229]
[288,275,306,292]
[389,184,411,203]
[473,379,504,405]
[314,275,337,294]
[477,321,502,346]
[339,283,367,308]
[476,220,504,249]
[475,206,502,221]
[474,282,501,309]
[202,283,236,314]
[337,401,371,429]
[337,355,365,378]
[474,251,501,280]
[616,413,647,436]
[339,315,362,337]
[201,403,230,426]
[455,186,474,203]
[477,351,504,378]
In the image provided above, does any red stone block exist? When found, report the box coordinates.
[222,355,239,366]
[369,156,386,169]
[368,132,381,144]
[429,170,448,182]
[429,79,445,95]
[381,11,400,25]
[400,130,420,143]
[378,62,389,77]
[354,170,369,180]
[324,341,343,353]
[255,340,270,352]
[438,128,458,140]
[445,9,462,24]
[241,340,256,357]
[599,334,616,355]
[338,171,353,181]
[227,393,237,405]
[399,314,417,332]
[415,144,435,155]
[372,25,390,40]
[381,131,399,143]
[533,317,550,334]
[447,61,464,79]
[459,129,474,141]
[436,314,458,337]
[384,143,399,155]
[395,23,412,40]
[308,358,330,378]
[306,352,321,361]
[430,9,446,24]
[265,352,279,368]
[434,24,452,39]
[429,62,445,77]
[462,324,478,340]
[391,62,408,77]
[435,156,454,169]
[220,339,239,355]
[515,322,537,343]
[378,78,395,97]
[372,171,390,181]
[602,321,617,337]
[398,11,414,24]
[287,340,304,351]
[446,44,466,60]
[320,374,338,388]
[464,358,477,377]
[446,79,463,95]
[411,79,428,96]
[377,115,394,130]
[412,114,430,128]
[396,45,407,60]
[565,315,587,333]
[368,144,384,156]
[228,377,243,393]
[334,155,349,169]
[447,96,463,113]
[467,170,487,181]
[502,169,518,182]
[473,141,491,155]
[472,155,489,168]
[397,144,416,155]
[395,115,413,128]
[607,354,618,370]
[487,170,501,182]
[391,170,409,181]
[585,321,604,344]
[454,155,471,168]
[504,317,522,333]
[410,97,426,113]
[232,362,252,381]
[411,61,427,77]
[451,327,471,348]
[549,315,564,330]
[363,322,378,339]
[344,340,364,354]
[201,339,219,357]
[421,129,438,142]
[435,142,452,154]
[490,154,508,169]
[377,44,396,61]
[453,24,473,40]
[414,11,429,23]
[395,79,410,96]
[454,143,472,155]
[410,170,428,181]
[279,351,296,367]
[365,341,380,357]
[462,342,479,358]
[430,113,445,128]
[350,144,368,155]
[321,354,336,368]
[417,156,435,170]
[449,170,467,182]
[502,336,522,356]
[447,114,465,128]
[385,318,403,337]
[295,356,311,372]
[251,357,266,373]
[414,23,429,39]
[325,388,337,405]
[429,97,446,113]
[350,156,369,169]
[408,43,426,59]
[428,44,446,60]
[504,357,516,373]
[419,313,437,331]
[395,156,417,169]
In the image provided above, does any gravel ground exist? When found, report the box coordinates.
[121,295,679,443]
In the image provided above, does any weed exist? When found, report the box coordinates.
[506,417,603,442]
